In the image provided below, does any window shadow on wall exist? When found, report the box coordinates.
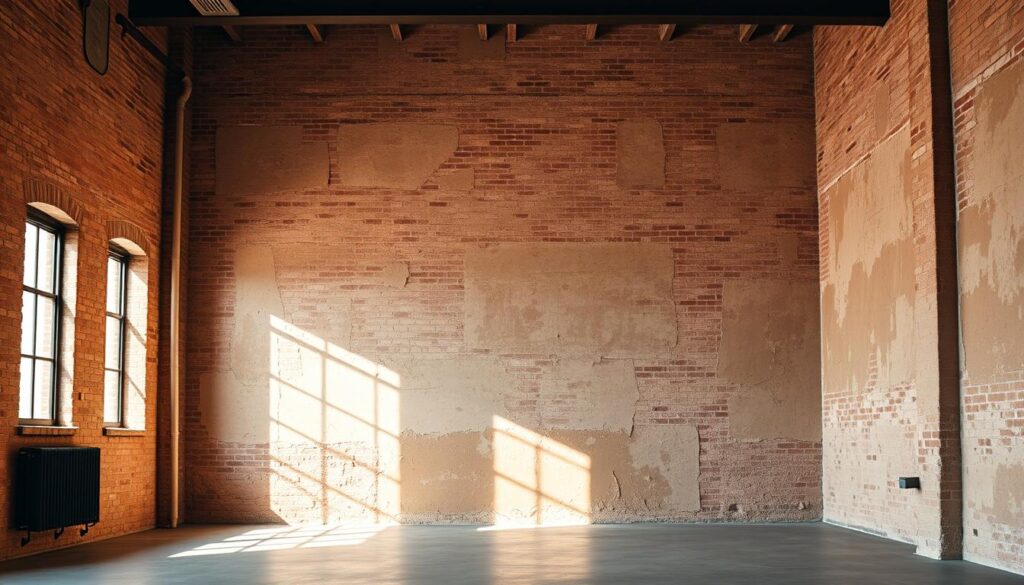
[267,316,401,525]
[251,317,593,530]
[490,416,591,528]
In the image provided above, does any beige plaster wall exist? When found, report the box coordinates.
[955,50,1024,574]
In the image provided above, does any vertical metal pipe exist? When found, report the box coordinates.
[170,76,192,529]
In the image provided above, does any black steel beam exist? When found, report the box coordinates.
[129,0,890,27]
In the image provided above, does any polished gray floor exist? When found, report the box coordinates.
[1,523,1021,584]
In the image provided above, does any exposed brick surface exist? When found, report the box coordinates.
[815,0,962,559]
[0,0,167,561]
[949,0,1024,575]
[184,24,822,524]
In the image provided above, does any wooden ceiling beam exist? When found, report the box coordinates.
[131,1,892,27]
[585,24,598,40]
[658,24,676,41]
[477,24,488,40]
[507,24,517,42]
[389,23,402,40]
[738,24,757,42]
[305,23,325,42]
[222,25,241,42]
[773,24,794,42]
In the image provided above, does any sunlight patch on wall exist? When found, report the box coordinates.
[492,415,591,527]
[268,316,401,524]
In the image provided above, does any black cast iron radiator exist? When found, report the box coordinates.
[16,447,100,545]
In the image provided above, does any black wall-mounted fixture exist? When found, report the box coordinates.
[16,447,101,546]
[81,0,110,75]
[899,477,921,490]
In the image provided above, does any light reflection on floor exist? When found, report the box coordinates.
[1,524,1022,585]
[168,525,389,558]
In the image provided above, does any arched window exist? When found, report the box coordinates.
[105,223,151,430]
[19,188,82,429]
[20,209,65,424]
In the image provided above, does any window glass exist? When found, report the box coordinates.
[23,224,37,288]
[19,217,62,423]
[36,228,56,293]
[19,358,33,420]
[103,371,121,423]
[33,363,54,419]
[104,252,128,424]
[106,256,122,313]
[35,296,56,358]
[20,292,35,356]
[105,315,121,370]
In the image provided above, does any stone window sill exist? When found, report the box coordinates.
[104,427,146,437]
[17,425,78,436]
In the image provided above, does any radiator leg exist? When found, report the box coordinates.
[54,527,65,540]
[21,531,31,546]
[80,523,94,537]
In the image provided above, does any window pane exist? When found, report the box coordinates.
[107,256,123,314]
[104,370,121,423]
[105,315,122,369]
[19,358,33,419]
[21,291,36,356]
[35,296,56,358]
[36,228,57,294]
[33,360,54,420]
[23,223,38,287]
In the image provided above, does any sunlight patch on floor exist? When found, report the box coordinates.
[168,525,390,558]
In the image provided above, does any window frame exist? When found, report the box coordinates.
[20,209,65,426]
[104,247,130,426]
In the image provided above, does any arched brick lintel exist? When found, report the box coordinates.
[23,179,85,226]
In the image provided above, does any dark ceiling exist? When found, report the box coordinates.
[128,0,890,26]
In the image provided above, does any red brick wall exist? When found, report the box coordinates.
[815,0,962,559]
[184,24,822,524]
[949,0,1024,575]
[0,0,167,561]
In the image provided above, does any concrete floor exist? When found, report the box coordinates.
[0,523,1021,585]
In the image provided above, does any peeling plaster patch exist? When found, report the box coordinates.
[232,245,286,385]
[538,359,639,432]
[385,425,703,522]
[616,119,665,189]
[383,356,514,435]
[627,425,701,512]
[457,27,506,60]
[990,463,1024,522]
[716,122,815,191]
[400,431,494,520]
[959,59,1024,382]
[199,245,286,443]
[216,126,329,196]
[821,127,915,394]
[380,261,410,288]
[337,123,459,189]
[719,280,821,441]
[436,167,475,191]
[465,243,677,357]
